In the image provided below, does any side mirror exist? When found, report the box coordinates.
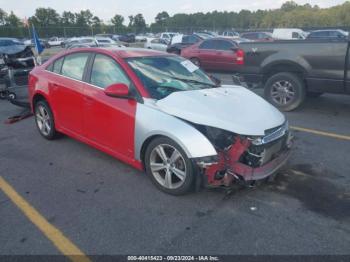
[104,83,130,98]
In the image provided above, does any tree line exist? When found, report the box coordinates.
[0,1,350,38]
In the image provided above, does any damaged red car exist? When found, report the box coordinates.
[28,47,292,195]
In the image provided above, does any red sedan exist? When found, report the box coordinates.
[28,47,291,195]
[181,37,244,71]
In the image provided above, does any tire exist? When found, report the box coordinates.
[190,57,201,67]
[34,100,57,140]
[264,72,306,111]
[144,137,195,195]
[8,93,16,100]
[307,92,323,98]
[0,91,7,100]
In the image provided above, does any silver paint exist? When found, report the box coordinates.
[134,99,217,161]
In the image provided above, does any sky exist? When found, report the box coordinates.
[0,0,346,24]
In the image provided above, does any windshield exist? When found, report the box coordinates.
[126,56,216,99]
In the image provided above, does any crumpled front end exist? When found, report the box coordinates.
[194,121,293,187]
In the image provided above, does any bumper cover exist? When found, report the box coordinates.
[230,147,291,181]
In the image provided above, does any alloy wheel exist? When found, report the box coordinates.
[149,144,187,189]
[36,105,52,136]
[271,80,295,105]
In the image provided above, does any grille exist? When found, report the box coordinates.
[240,134,287,168]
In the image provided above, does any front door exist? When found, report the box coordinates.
[83,53,137,158]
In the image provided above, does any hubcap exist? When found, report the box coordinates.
[149,144,186,189]
[271,80,295,105]
[36,105,51,136]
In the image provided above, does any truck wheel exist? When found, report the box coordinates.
[264,72,306,111]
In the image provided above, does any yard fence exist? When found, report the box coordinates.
[1,25,349,39]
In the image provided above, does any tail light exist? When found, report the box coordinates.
[235,49,245,65]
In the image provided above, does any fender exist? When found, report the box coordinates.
[260,52,310,76]
[134,102,217,161]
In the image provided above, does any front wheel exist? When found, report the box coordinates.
[264,72,306,111]
[145,137,195,195]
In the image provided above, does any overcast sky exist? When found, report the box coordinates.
[0,0,346,24]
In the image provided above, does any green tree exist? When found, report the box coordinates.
[111,14,124,27]
[61,11,76,26]
[6,11,21,27]
[0,8,7,26]
[32,8,60,27]
[155,11,169,25]
[75,9,93,27]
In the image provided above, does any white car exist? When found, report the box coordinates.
[272,28,308,40]
[48,37,65,47]
[144,38,168,52]
[160,32,178,41]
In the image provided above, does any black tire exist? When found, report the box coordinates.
[8,92,16,100]
[34,100,58,140]
[307,92,323,98]
[144,137,195,195]
[0,91,7,100]
[264,72,306,111]
[190,57,201,67]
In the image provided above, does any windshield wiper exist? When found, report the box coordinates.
[170,76,217,87]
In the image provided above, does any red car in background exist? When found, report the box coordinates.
[181,37,244,72]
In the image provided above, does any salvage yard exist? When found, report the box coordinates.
[0,74,349,258]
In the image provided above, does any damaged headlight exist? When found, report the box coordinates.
[251,121,289,146]
[191,124,237,150]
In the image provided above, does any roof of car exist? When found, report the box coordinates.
[67,47,172,58]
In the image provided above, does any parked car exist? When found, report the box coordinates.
[237,38,350,111]
[116,33,136,43]
[306,29,348,40]
[0,37,34,100]
[181,37,244,71]
[95,34,114,39]
[144,38,168,52]
[160,32,178,41]
[48,37,65,47]
[28,47,292,195]
[65,37,97,49]
[272,28,307,40]
[167,34,203,54]
[24,38,50,48]
[240,32,274,42]
[221,31,240,38]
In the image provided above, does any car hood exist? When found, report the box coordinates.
[0,44,27,55]
[155,86,285,136]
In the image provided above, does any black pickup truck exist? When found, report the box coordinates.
[237,39,350,111]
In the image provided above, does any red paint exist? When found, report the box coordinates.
[28,48,154,171]
[205,137,291,186]
[181,39,244,71]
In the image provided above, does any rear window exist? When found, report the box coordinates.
[61,53,89,81]
[215,40,233,50]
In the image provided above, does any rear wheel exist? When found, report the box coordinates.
[145,137,195,195]
[34,100,57,140]
[264,72,306,111]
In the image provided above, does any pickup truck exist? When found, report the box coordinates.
[237,39,350,111]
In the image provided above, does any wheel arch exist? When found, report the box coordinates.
[135,103,217,164]
[262,61,307,85]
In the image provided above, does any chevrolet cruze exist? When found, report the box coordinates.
[28,47,292,195]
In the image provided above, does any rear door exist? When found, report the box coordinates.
[49,52,90,135]
[197,39,218,69]
[212,40,237,70]
[83,53,137,158]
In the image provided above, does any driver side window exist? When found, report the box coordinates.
[90,54,130,89]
